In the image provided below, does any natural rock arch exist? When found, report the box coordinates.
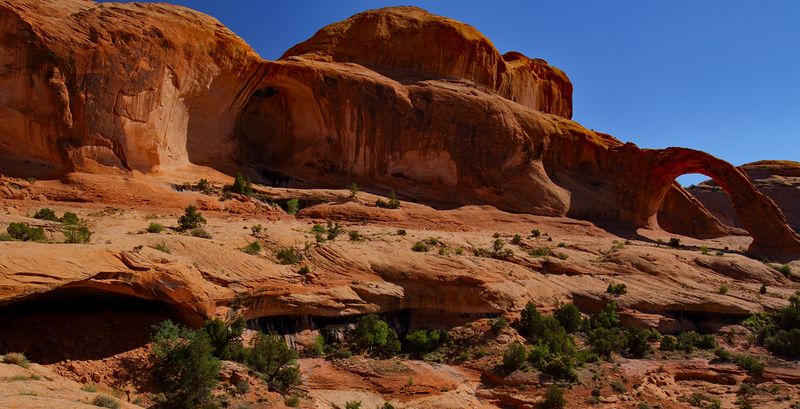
[614,145,800,255]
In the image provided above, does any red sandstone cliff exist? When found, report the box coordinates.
[0,1,798,255]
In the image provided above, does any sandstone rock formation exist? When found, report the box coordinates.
[689,160,800,234]
[1,0,797,255]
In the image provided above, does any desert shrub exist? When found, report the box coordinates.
[348,230,363,241]
[553,303,582,333]
[490,239,513,260]
[529,247,552,257]
[611,380,628,393]
[668,237,681,248]
[310,335,326,357]
[491,316,508,333]
[511,234,522,245]
[190,228,212,239]
[591,301,620,330]
[285,198,299,215]
[231,172,253,196]
[531,228,541,238]
[200,317,245,361]
[375,190,400,209]
[245,332,301,394]
[63,225,92,243]
[352,314,400,355]
[284,395,300,407]
[778,264,792,277]
[149,320,220,409]
[345,401,362,409]
[59,211,79,225]
[625,327,653,358]
[542,385,566,409]
[379,403,395,409]
[718,285,729,295]
[404,329,447,356]
[411,241,429,252]
[147,222,165,233]
[178,205,206,230]
[760,284,767,294]
[324,221,343,240]
[311,224,326,234]
[196,178,212,194]
[7,222,45,242]
[348,182,358,198]
[714,347,733,362]
[275,247,300,264]
[675,331,717,352]
[92,395,121,409]
[503,342,527,370]
[251,224,263,235]
[659,335,678,351]
[588,327,627,359]
[240,241,261,255]
[3,352,30,368]
[154,242,171,254]
[235,379,251,394]
[396,229,406,236]
[733,353,764,376]
[700,246,710,255]
[765,329,800,358]
[606,283,627,295]
[33,208,58,221]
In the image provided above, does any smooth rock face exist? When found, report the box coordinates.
[0,1,798,255]
[689,160,800,234]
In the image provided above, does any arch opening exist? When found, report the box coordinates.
[0,287,190,364]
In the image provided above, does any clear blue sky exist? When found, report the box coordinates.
[108,1,800,185]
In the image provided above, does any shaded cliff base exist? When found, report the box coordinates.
[1,173,799,408]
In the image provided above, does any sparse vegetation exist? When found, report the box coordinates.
[6,222,46,242]
[411,241,429,252]
[286,198,300,215]
[3,352,30,368]
[231,172,253,196]
[743,291,800,358]
[196,178,212,194]
[348,230,364,241]
[375,189,401,209]
[241,241,261,255]
[344,401,362,409]
[530,247,552,257]
[349,182,359,198]
[276,247,300,264]
[733,353,764,376]
[700,246,710,255]
[718,285,729,295]
[778,264,792,277]
[511,234,522,245]
[178,205,206,230]
[147,222,165,233]
[33,208,59,221]
[190,228,212,239]
[502,342,527,370]
[668,237,681,248]
[542,385,566,409]
[154,242,171,254]
[92,395,121,409]
[63,225,92,243]
[607,283,627,296]
[531,228,541,238]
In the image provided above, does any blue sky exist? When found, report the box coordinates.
[108,1,799,185]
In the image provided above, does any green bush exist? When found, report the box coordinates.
[348,182,359,198]
[411,241,429,252]
[611,380,627,393]
[404,329,447,356]
[375,190,400,209]
[607,283,627,296]
[149,321,220,409]
[529,247,552,257]
[352,314,400,355]
[200,317,245,361]
[490,239,513,260]
[196,178,212,194]
[778,264,792,277]
[348,230,363,241]
[60,211,80,225]
[147,222,165,233]
[276,247,300,264]
[491,316,508,333]
[231,172,253,196]
[718,285,729,295]
[502,342,527,370]
[284,395,300,407]
[588,327,627,359]
[668,237,681,248]
[241,241,261,255]
[554,303,582,333]
[178,205,206,230]
[310,335,326,357]
[591,301,620,330]
[154,242,171,254]
[92,394,120,409]
[33,208,58,221]
[7,222,45,242]
[733,353,764,376]
[511,234,522,245]
[625,327,653,358]
[63,225,91,243]
[531,229,541,238]
[765,328,800,358]
[285,198,299,215]
[542,385,566,409]
[245,332,301,394]
[714,347,733,362]
[345,401,362,409]
[659,335,678,351]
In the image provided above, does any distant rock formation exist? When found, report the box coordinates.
[1,0,798,255]
[688,160,800,234]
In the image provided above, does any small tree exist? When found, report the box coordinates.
[503,342,527,370]
[553,303,582,333]
[60,211,81,225]
[349,182,359,198]
[352,314,400,355]
[7,223,45,242]
[542,385,566,409]
[149,321,220,409]
[245,332,301,394]
[231,172,252,195]
[200,317,245,361]
[286,198,300,215]
[178,205,206,230]
[33,208,59,221]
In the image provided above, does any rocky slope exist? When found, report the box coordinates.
[689,160,800,234]
[1,1,800,408]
